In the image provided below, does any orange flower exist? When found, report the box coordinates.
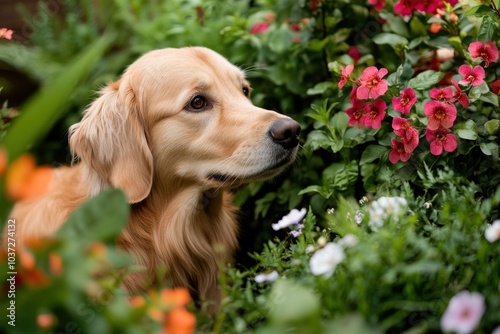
[164,308,196,334]
[0,148,6,176]
[129,295,146,308]
[430,22,442,33]
[5,154,53,201]
[49,252,63,276]
[37,313,56,329]
[160,288,191,307]
[0,28,14,40]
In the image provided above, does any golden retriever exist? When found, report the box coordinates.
[8,47,300,310]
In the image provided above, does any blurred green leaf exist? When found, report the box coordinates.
[485,119,500,135]
[2,35,112,162]
[57,188,129,245]
[372,33,409,48]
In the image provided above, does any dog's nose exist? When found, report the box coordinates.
[269,118,301,149]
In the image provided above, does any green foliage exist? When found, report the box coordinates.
[1,0,500,333]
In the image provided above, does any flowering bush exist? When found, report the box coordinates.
[0,0,499,333]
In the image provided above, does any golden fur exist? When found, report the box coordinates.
[8,47,300,310]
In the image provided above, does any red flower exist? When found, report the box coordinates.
[426,126,457,155]
[356,66,389,99]
[392,87,417,115]
[429,87,453,102]
[458,65,485,87]
[338,64,354,89]
[469,41,499,68]
[369,0,385,10]
[394,0,414,17]
[491,79,500,95]
[347,46,361,65]
[363,98,387,129]
[451,80,469,108]
[346,99,366,128]
[424,100,456,130]
[250,22,269,34]
[392,117,419,153]
[389,138,411,163]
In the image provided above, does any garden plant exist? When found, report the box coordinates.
[0,0,499,333]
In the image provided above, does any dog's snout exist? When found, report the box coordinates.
[269,118,301,149]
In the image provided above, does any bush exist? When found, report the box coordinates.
[1,0,499,333]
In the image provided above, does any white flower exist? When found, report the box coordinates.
[485,220,500,243]
[254,270,279,283]
[338,234,359,248]
[424,201,432,209]
[272,208,307,231]
[368,196,408,231]
[309,242,345,278]
[440,290,485,334]
[354,210,364,225]
[492,326,500,334]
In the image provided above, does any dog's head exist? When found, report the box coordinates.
[70,47,300,203]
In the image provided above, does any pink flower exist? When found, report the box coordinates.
[369,0,385,11]
[392,88,417,115]
[440,291,485,334]
[389,138,411,163]
[426,126,457,155]
[415,0,441,14]
[458,65,486,86]
[338,64,354,89]
[0,28,14,40]
[347,46,361,65]
[346,99,366,128]
[392,117,419,153]
[250,22,270,34]
[363,98,387,129]
[356,66,389,99]
[424,100,457,130]
[451,80,469,108]
[429,87,453,102]
[469,41,499,68]
[394,0,414,17]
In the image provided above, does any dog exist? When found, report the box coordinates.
[8,47,300,310]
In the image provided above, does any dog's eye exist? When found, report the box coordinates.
[243,87,250,97]
[188,96,208,111]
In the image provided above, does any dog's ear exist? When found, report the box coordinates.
[69,80,153,203]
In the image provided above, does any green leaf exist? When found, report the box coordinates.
[57,189,129,245]
[305,130,332,151]
[456,120,478,140]
[2,35,112,163]
[479,92,499,106]
[464,4,495,17]
[269,280,320,324]
[478,16,494,41]
[408,70,444,90]
[480,142,498,159]
[360,145,390,165]
[372,33,408,49]
[485,119,500,135]
[307,82,335,95]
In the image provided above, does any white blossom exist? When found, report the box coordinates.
[440,290,485,334]
[272,208,307,231]
[368,196,408,231]
[338,234,359,248]
[485,220,500,243]
[309,242,345,278]
[254,270,279,283]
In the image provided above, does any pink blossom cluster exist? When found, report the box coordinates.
[341,40,499,164]
[368,0,458,16]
